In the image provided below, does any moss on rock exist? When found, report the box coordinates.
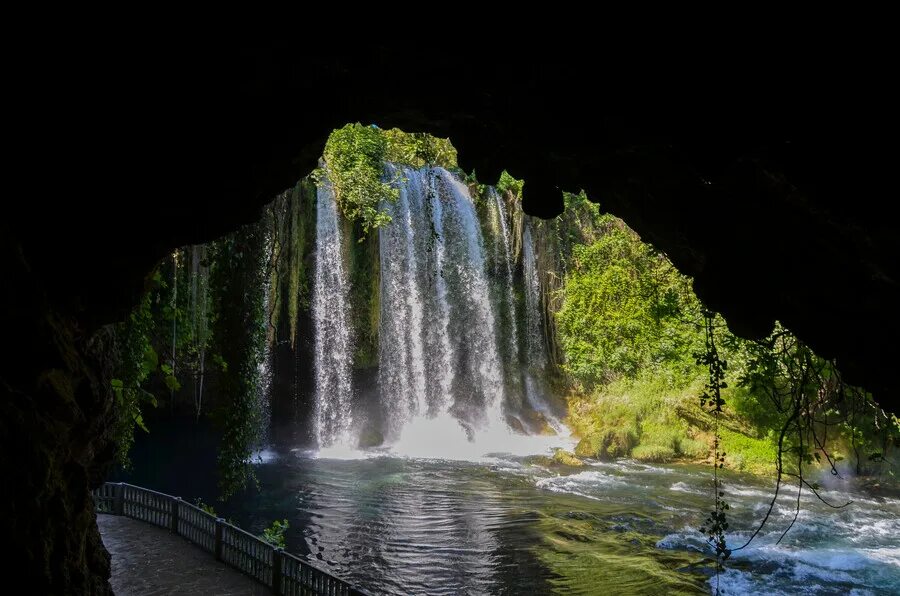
[553,449,585,467]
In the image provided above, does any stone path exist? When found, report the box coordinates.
[97,514,268,595]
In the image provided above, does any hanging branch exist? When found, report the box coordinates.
[728,332,861,558]
[696,311,730,593]
[170,250,178,410]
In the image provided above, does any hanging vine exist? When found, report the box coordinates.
[695,311,731,592]
[209,220,267,500]
[693,316,897,592]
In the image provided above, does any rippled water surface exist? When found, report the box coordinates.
[119,424,900,595]
[226,452,900,595]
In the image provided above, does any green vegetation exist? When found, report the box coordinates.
[110,285,160,467]
[209,221,268,499]
[718,427,777,474]
[110,230,269,500]
[280,181,316,348]
[552,449,586,467]
[344,218,381,368]
[108,124,897,514]
[382,127,457,169]
[556,215,702,386]
[261,519,290,548]
[315,123,396,235]
[194,498,217,516]
[555,209,898,479]
[496,170,524,198]
[315,124,458,235]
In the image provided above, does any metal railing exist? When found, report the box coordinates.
[93,482,367,596]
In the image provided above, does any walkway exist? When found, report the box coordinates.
[98,514,268,595]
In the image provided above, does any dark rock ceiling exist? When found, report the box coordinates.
[3,34,898,593]
[15,40,897,404]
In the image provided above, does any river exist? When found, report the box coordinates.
[117,420,900,595]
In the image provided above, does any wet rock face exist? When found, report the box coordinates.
[3,41,897,590]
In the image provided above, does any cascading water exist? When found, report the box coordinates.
[312,180,354,448]
[378,166,430,431]
[379,167,507,448]
[303,164,571,458]
[522,222,546,372]
[377,166,569,457]
[490,188,520,380]
[521,219,566,434]
[434,169,506,426]
[188,244,208,419]
[257,228,274,441]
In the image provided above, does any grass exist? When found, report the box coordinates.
[718,427,778,475]
[566,370,779,476]
[632,444,675,463]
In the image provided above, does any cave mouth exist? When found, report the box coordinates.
[97,125,899,595]
[5,42,900,592]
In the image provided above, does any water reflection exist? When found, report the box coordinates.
[117,425,900,595]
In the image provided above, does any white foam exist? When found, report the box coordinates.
[535,470,626,500]
[314,443,369,460]
[713,567,790,596]
[655,528,708,553]
[670,481,702,495]
[388,412,575,462]
[250,447,279,463]
[728,484,776,499]
[863,547,900,567]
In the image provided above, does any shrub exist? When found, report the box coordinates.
[261,519,290,549]
[678,438,710,459]
[632,444,675,462]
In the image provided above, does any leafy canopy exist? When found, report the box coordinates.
[315,124,458,235]
[556,215,701,387]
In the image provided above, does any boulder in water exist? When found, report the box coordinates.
[575,434,602,458]
[552,449,585,467]
[521,409,558,436]
[506,415,528,435]
[358,428,384,448]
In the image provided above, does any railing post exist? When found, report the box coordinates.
[114,483,124,516]
[272,547,283,595]
[215,518,224,561]
[171,497,181,534]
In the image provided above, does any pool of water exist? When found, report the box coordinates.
[116,422,900,595]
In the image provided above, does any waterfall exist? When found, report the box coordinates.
[257,227,274,441]
[522,222,547,371]
[304,165,570,458]
[423,171,455,416]
[380,166,510,450]
[491,188,520,372]
[437,170,506,426]
[312,180,354,447]
[522,221,565,433]
[189,245,208,419]
[378,166,429,433]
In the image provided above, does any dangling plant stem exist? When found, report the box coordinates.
[170,251,178,411]
[696,311,730,592]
